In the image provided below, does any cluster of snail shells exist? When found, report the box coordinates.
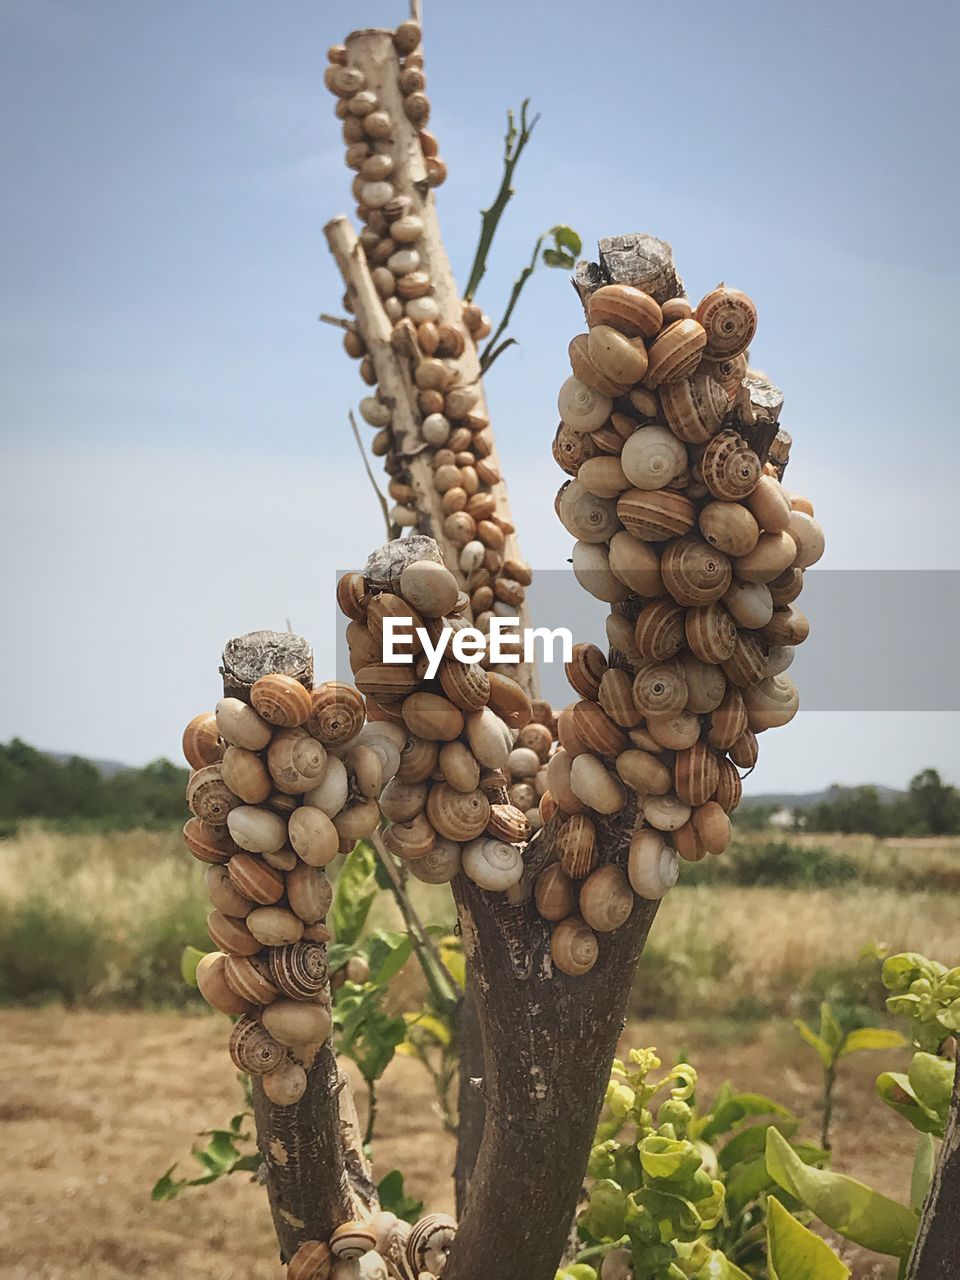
[181,671,401,1106]
[286,1210,456,1280]
[542,282,824,969]
[339,556,540,895]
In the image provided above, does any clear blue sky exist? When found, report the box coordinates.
[1,0,957,792]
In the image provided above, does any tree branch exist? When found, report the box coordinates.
[906,1061,960,1279]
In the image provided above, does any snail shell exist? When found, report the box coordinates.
[722,632,767,688]
[695,286,757,359]
[628,829,679,900]
[205,862,252,916]
[288,1241,333,1280]
[660,535,732,606]
[535,863,577,921]
[406,1214,457,1276]
[487,803,531,843]
[398,735,439,783]
[565,642,608,700]
[620,425,687,491]
[246,906,304,948]
[303,756,349,817]
[608,530,663,596]
[673,743,720,807]
[426,783,491,841]
[587,325,649,387]
[227,805,288,855]
[606,611,642,665]
[382,811,436,860]
[262,1059,308,1107]
[550,916,599,976]
[399,560,460,617]
[676,652,727,713]
[557,812,597,879]
[634,598,686,662]
[569,754,626,815]
[223,953,278,1005]
[558,479,621,543]
[644,318,707,387]
[216,697,273,751]
[587,284,662,339]
[706,687,748,750]
[196,951,254,1016]
[228,1014,285,1074]
[577,456,630,499]
[702,352,748,399]
[557,375,613,434]
[573,541,633,603]
[764,645,795,678]
[616,748,672,796]
[598,668,643,728]
[262,998,331,1048]
[714,756,743,814]
[768,566,804,606]
[685,602,738,664]
[674,800,732,860]
[465,707,513,769]
[288,806,339,867]
[632,662,688,720]
[183,816,236,865]
[269,941,327,1000]
[641,792,692,832]
[187,764,241,826]
[723,580,774,630]
[267,729,328,795]
[182,712,223,770]
[438,741,481,793]
[699,501,760,557]
[572,700,629,757]
[728,728,759,769]
[744,674,800,731]
[580,864,634,933]
[228,852,285,905]
[617,488,695,542]
[546,749,584,816]
[787,511,825,568]
[659,369,729,444]
[747,475,793,533]
[700,432,761,501]
[250,674,312,728]
[355,664,419,704]
[402,692,464,742]
[286,863,333,924]
[307,682,366,746]
[407,838,461,884]
[438,659,491,711]
[734,531,797,584]
[646,710,701,751]
[553,421,598,475]
[461,837,523,891]
[569,333,628,396]
[207,908,259,957]
[331,1222,378,1262]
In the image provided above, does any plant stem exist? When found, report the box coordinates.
[479,232,545,372]
[821,1060,837,1151]
[363,1078,378,1148]
[347,410,394,540]
[463,100,540,302]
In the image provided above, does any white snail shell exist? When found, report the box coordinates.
[628,829,679,900]
[461,837,523,891]
[641,792,692,832]
[764,645,795,677]
[557,374,613,433]
[620,425,688,490]
[723,580,774,629]
[558,479,622,543]
[572,541,633,602]
[744,674,800,731]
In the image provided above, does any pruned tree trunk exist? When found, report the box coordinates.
[454,971,485,1214]
[906,1062,960,1279]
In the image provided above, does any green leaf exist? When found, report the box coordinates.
[794,1020,833,1070]
[909,1052,956,1121]
[542,248,574,268]
[376,1168,423,1223]
[579,1179,627,1242]
[839,1028,908,1056]
[718,1118,799,1170]
[151,1164,188,1201]
[699,1093,792,1142]
[765,1128,917,1257]
[819,1003,844,1054]
[638,1135,702,1182]
[875,1071,943,1134]
[552,225,582,256]
[910,1133,936,1212]
[725,1143,825,1218]
[332,840,378,947]
[180,945,205,989]
[692,1250,753,1280]
[364,929,412,986]
[766,1195,850,1279]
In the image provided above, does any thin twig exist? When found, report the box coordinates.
[479,232,545,371]
[409,0,422,24]
[318,312,353,331]
[463,100,540,302]
[348,410,393,539]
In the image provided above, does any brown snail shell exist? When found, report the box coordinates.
[487,803,531,843]
[761,603,810,648]
[331,1221,378,1262]
[546,749,584,816]
[426,783,491,841]
[728,728,759,769]
[219,746,270,806]
[674,800,732,860]
[250,674,312,728]
[288,806,339,867]
[534,863,577,921]
[644,319,707,387]
[439,659,490,711]
[399,560,460,617]
[787,511,825,568]
[382,811,436,860]
[702,351,748,398]
[734,531,798,584]
[196,951,254,1016]
[580,864,634,933]
[714,757,743,813]
[632,662,688,720]
[659,370,728,443]
[267,728,328,795]
[437,742,481,794]
[246,906,304,948]
[307,682,365,745]
[569,753,626,814]
[598,668,644,728]
[287,1241,333,1280]
[183,816,236,865]
[355,664,420,704]
[558,479,621,543]
[216,697,272,752]
[228,1014,286,1074]
[223,953,278,1006]
[186,764,240,826]
[269,941,328,1000]
[744,674,800,731]
[724,580,774,630]
[286,863,333,925]
[405,1214,457,1275]
[608,530,664,595]
[646,711,700,751]
[228,852,285,905]
[699,501,760,557]
[746,474,792,533]
[557,812,597,879]
[768,566,804,606]
[674,742,720,807]
[588,284,662,338]
[262,1059,308,1107]
[485,674,533,731]
[587,324,649,387]
[207,908,259,957]
[577,455,631,499]
[722,632,767,688]
[706,687,749,750]
[554,421,598,475]
[676,652,726,713]
[204,862,252,917]
[334,797,381,844]
[557,704,587,757]
[557,375,613,434]
[398,735,439,783]
[569,333,629,396]
[182,712,223,770]
[695,286,757,358]
[685,602,738,664]
[660,535,732,606]
[565,642,608,700]
[572,700,629,757]
[615,748,672,796]
[262,998,331,1048]
[700,431,761,501]
[617,488,695,542]
[402,692,464,742]
[407,838,462,885]
[550,916,599,977]
[634,598,686,662]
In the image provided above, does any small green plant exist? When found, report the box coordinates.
[0,896,106,1005]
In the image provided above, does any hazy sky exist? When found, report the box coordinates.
[1,0,958,793]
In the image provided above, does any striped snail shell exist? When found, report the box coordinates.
[426,783,492,841]
[407,838,462,885]
[228,1014,286,1075]
[557,374,613,434]
[569,333,629,397]
[660,535,732,606]
[183,816,236,865]
[674,800,732,860]
[546,749,584,816]
[620,425,687,490]
[382,811,437,860]
[250,674,312,728]
[722,631,768,688]
[728,728,759,769]
[535,863,577,921]
[587,283,663,339]
[674,742,720,807]
[228,853,285,905]
[187,764,241,826]
[205,862,252,917]
[207,908,259,957]
[714,756,743,813]
[402,693,464,743]
[380,777,428,823]
[598,668,644,728]
[616,748,672,796]
[461,837,524,891]
[617,488,695,542]
[700,431,761,501]
[641,792,692,832]
[676,651,727,714]
[196,951,254,1016]
[634,598,686,662]
[761,605,810,647]
[557,812,597,879]
[286,863,333,925]
[572,700,629,757]
[706,687,749,750]
[287,1241,333,1280]
[628,829,679,900]
[487,803,532,843]
[550,916,599,977]
[558,479,622,543]
[182,712,223,770]
[355,663,420,704]
[223,953,278,1006]
[632,662,688,720]
[553,421,598,475]
[702,351,748,399]
[744,674,800,732]
[307,682,365,746]
[695,286,757,359]
[269,941,328,1000]
[398,735,439,784]
[331,1221,378,1261]
[685,602,738,664]
[438,659,491,711]
[659,369,729,443]
[580,864,634,933]
[644,318,707,387]
[565,642,608,700]
[406,1213,458,1276]
[336,571,368,623]
[768,565,804,608]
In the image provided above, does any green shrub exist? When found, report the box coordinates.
[0,897,107,1004]
[114,892,210,1007]
[687,840,859,888]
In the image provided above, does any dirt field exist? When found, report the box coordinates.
[0,1009,912,1279]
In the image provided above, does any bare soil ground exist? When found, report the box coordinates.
[0,1009,912,1279]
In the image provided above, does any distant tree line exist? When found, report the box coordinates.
[802,770,960,837]
[0,739,187,830]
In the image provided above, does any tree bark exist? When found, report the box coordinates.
[454,972,485,1214]
[906,1061,960,1280]
[221,630,375,1261]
